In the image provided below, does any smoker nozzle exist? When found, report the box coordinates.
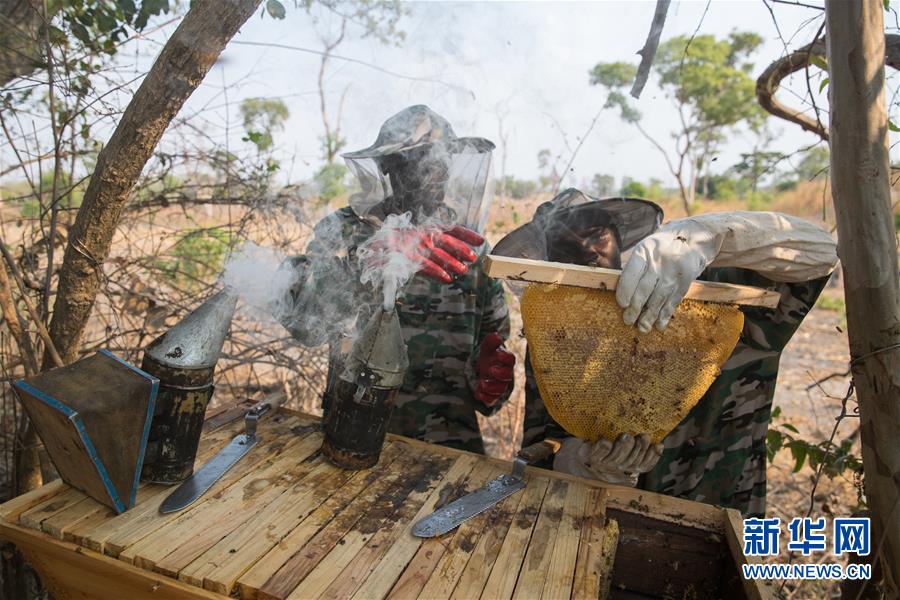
[145,290,237,370]
[342,306,409,390]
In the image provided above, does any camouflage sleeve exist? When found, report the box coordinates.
[640,266,832,517]
[465,255,514,416]
[703,267,831,352]
[522,348,571,463]
[279,209,377,346]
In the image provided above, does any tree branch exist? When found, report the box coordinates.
[46,0,263,367]
[630,0,671,99]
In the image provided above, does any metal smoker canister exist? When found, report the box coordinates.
[322,306,409,470]
[141,291,237,484]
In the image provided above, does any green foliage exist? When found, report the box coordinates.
[816,294,845,313]
[17,171,84,219]
[589,62,640,122]
[501,176,537,200]
[701,174,744,201]
[795,146,830,181]
[58,1,172,55]
[895,211,900,232]
[590,173,615,197]
[240,98,289,153]
[588,62,636,88]
[732,151,785,186]
[315,162,349,203]
[619,178,646,197]
[156,228,233,288]
[746,191,773,211]
[654,32,765,130]
[766,406,863,479]
[644,178,666,200]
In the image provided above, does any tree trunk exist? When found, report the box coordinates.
[45,0,262,368]
[825,1,900,594]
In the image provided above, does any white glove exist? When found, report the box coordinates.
[553,434,663,486]
[616,211,837,333]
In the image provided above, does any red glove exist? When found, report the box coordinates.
[474,332,515,406]
[366,225,484,284]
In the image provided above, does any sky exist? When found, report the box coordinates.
[179,0,850,189]
[7,1,900,192]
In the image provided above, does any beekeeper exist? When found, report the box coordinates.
[281,105,514,454]
[495,188,837,516]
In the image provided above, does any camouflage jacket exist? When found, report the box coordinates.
[522,267,830,517]
[284,206,512,454]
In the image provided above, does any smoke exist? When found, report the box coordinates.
[356,212,427,311]
[222,242,298,325]
[220,212,437,346]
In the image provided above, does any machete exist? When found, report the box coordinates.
[411,439,560,537]
[159,395,284,514]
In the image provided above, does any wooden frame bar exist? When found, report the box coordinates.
[484,255,782,308]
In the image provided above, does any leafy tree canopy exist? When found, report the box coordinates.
[654,32,765,130]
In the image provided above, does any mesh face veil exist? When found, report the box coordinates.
[343,105,495,232]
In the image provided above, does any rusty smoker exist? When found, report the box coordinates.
[322,305,409,470]
[141,291,237,483]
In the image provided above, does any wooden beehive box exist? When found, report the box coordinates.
[0,406,774,599]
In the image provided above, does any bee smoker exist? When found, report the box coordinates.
[141,290,237,483]
[322,305,409,470]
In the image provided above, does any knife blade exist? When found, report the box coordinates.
[159,433,259,513]
[411,466,527,537]
[411,439,560,538]
[159,394,283,514]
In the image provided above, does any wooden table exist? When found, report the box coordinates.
[0,408,773,599]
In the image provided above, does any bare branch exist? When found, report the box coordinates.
[630,0,671,99]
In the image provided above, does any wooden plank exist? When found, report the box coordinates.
[64,503,119,544]
[286,452,454,600]
[605,485,722,531]
[723,508,777,600]
[598,518,619,599]
[257,448,413,600]
[572,488,613,600]
[347,454,479,600]
[479,476,551,600]
[385,461,497,600]
[420,469,528,600]
[121,429,322,571]
[202,398,257,432]
[99,415,303,557]
[1,521,221,600]
[541,481,589,599]
[42,496,103,539]
[180,458,356,592]
[448,476,530,600]
[18,487,88,530]
[237,443,406,600]
[317,453,459,600]
[0,479,68,521]
[484,255,781,308]
[41,418,243,541]
[511,478,569,599]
